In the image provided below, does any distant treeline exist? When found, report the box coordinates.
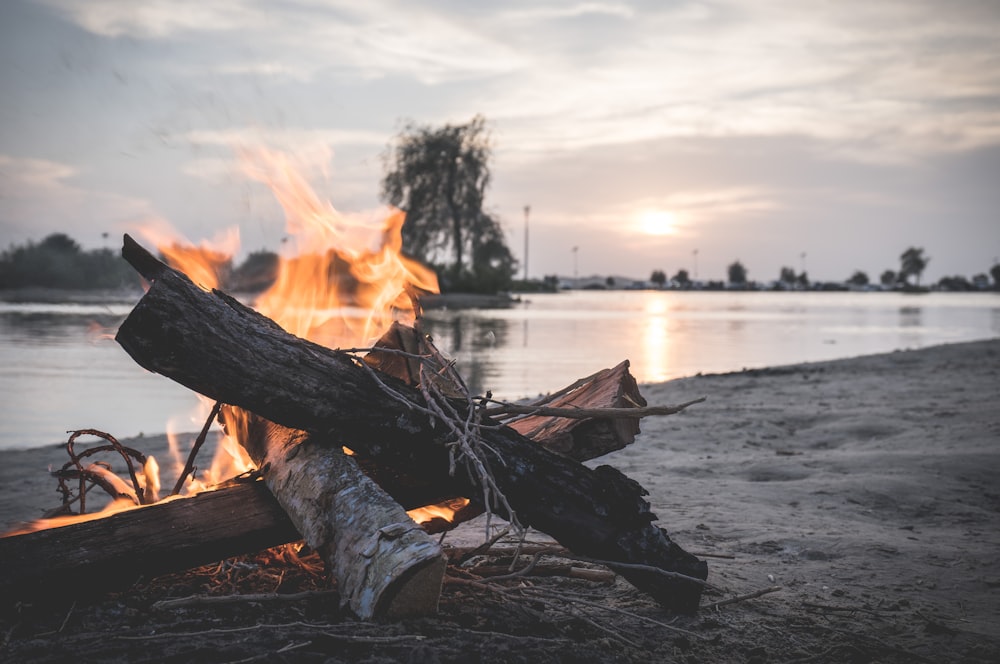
[0,234,139,290]
[0,233,280,292]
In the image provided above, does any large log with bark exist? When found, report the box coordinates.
[115,235,708,612]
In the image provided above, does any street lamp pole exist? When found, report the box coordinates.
[572,246,579,289]
[523,205,530,281]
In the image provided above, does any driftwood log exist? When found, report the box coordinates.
[0,359,652,602]
[114,235,708,612]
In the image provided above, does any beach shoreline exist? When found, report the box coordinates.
[2,338,998,662]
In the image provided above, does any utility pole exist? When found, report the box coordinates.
[523,205,530,281]
[693,248,699,280]
[572,246,579,289]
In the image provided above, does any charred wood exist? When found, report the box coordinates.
[115,235,708,612]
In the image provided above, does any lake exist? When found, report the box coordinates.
[1,290,998,450]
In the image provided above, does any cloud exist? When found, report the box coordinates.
[41,0,525,84]
[39,0,266,39]
[0,154,159,246]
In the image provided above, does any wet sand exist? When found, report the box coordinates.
[1,338,998,662]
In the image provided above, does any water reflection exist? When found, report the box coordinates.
[1,291,997,450]
[899,306,922,327]
[420,314,509,397]
[642,302,671,384]
[0,311,124,345]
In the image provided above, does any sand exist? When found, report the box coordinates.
[1,338,998,662]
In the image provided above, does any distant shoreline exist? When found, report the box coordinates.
[0,287,145,305]
[2,286,997,308]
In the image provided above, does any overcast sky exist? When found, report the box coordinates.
[1,0,999,282]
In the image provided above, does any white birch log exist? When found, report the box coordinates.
[235,412,446,619]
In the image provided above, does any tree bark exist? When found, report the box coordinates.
[115,234,707,612]
[233,411,445,619]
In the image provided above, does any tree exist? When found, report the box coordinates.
[40,233,82,254]
[899,247,929,287]
[230,250,279,292]
[847,270,869,287]
[779,266,796,285]
[991,264,1000,290]
[937,275,972,291]
[381,115,515,292]
[727,260,747,286]
[880,270,897,288]
[650,270,667,288]
[0,233,138,290]
[671,269,690,288]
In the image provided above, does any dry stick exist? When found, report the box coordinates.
[57,600,76,633]
[451,526,512,566]
[52,465,134,504]
[171,400,223,496]
[118,622,428,643]
[373,330,523,540]
[481,546,715,590]
[704,586,782,610]
[555,551,716,590]
[484,367,610,416]
[67,429,146,504]
[152,589,338,611]
[485,397,707,420]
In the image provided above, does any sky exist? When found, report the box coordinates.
[1,0,999,283]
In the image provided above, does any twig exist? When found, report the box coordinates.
[66,429,147,504]
[171,400,223,495]
[118,621,427,643]
[704,586,781,610]
[485,397,707,420]
[152,590,338,610]
[689,551,736,559]
[452,525,511,565]
[57,600,76,633]
[559,551,715,589]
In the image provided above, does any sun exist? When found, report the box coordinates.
[638,210,677,236]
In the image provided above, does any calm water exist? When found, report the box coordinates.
[1,291,998,450]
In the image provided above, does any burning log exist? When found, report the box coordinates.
[0,481,298,600]
[0,358,657,603]
[115,235,708,612]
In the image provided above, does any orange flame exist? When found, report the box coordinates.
[136,221,240,291]
[9,148,462,536]
[241,148,437,342]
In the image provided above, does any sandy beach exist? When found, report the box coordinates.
[1,338,998,662]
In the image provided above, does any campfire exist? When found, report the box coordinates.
[0,151,709,619]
